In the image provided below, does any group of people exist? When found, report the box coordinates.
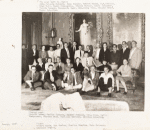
[24,40,142,97]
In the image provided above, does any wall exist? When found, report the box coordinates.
[113,13,141,49]
[42,12,71,46]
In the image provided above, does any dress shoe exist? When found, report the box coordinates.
[80,91,85,95]
[108,93,111,97]
[115,90,121,93]
[123,92,127,95]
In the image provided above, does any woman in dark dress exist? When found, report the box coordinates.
[99,42,110,63]
[73,57,84,72]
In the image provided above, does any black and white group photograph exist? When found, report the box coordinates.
[21,12,145,111]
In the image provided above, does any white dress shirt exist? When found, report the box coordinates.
[99,73,114,87]
[54,49,61,58]
[74,50,84,59]
[65,48,70,58]
[95,48,100,59]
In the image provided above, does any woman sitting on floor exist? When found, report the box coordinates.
[115,59,132,94]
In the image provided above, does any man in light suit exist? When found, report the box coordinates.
[129,40,142,69]
[81,51,94,68]
[24,65,43,91]
[74,45,84,60]
[66,67,82,90]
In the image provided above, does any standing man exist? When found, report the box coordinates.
[61,42,71,64]
[74,45,84,60]
[119,41,130,67]
[28,44,39,65]
[70,42,77,63]
[24,65,42,91]
[129,40,142,69]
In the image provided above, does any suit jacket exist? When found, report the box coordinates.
[36,63,45,72]
[70,46,77,63]
[129,48,142,69]
[60,48,71,63]
[55,62,65,74]
[81,57,93,68]
[24,71,40,82]
[73,62,84,72]
[68,72,82,85]
[99,48,110,63]
[28,49,39,65]
[39,50,48,59]
[44,70,58,83]
[88,72,99,87]
[74,50,84,59]
[110,51,120,65]
[119,48,130,66]
[64,63,73,72]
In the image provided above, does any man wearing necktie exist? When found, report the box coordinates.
[74,45,84,60]
[61,42,71,64]
[66,67,82,90]
[70,42,77,63]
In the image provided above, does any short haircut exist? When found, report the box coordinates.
[31,65,36,69]
[104,66,110,71]
[56,44,60,47]
[32,44,36,47]
[132,40,137,44]
[48,57,52,60]
[123,58,128,62]
[75,57,81,61]
[66,58,70,61]
[64,42,68,45]
[113,44,117,48]
[103,42,107,46]
[57,56,61,59]
[90,65,95,69]
[78,45,82,47]
[122,41,127,44]
[48,64,53,68]
[84,51,89,54]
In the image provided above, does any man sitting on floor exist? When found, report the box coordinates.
[65,67,82,90]
[44,65,60,91]
[81,51,93,68]
[24,65,43,91]
[97,66,114,97]
[80,65,99,94]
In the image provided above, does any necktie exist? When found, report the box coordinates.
[66,48,70,58]
[73,74,75,86]
[80,51,81,57]
[86,58,88,66]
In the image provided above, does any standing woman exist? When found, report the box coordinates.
[39,45,48,63]
[99,42,110,63]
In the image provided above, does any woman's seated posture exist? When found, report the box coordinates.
[44,65,60,91]
[64,58,73,72]
[62,71,70,89]
[97,66,114,97]
[80,65,99,94]
[45,57,55,71]
[40,92,86,111]
[115,59,132,94]
[47,46,55,62]
[73,57,84,73]
[39,45,48,63]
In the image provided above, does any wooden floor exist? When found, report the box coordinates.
[21,77,144,111]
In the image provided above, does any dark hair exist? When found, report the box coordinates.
[75,57,81,61]
[123,59,128,63]
[31,65,36,69]
[132,40,137,44]
[49,46,53,49]
[90,65,95,69]
[104,66,110,71]
[56,44,60,47]
[103,42,107,46]
[48,57,52,60]
[113,44,117,48]
[78,45,82,47]
[84,51,89,54]
[57,56,61,59]
[66,58,70,61]
[122,41,127,44]
[48,64,53,68]
[64,42,68,45]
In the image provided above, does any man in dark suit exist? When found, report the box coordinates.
[24,65,43,91]
[54,57,65,79]
[28,44,39,65]
[119,41,130,67]
[44,65,60,90]
[66,67,82,90]
[60,42,71,64]
[70,41,77,63]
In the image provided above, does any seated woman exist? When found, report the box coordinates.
[40,92,86,111]
[39,45,48,63]
[45,57,55,71]
[47,46,55,62]
[97,66,114,97]
[115,59,132,94]
[62,71,70,89]
[80,65,99,94]
[73,57,84,73]
[64,58,73,72]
